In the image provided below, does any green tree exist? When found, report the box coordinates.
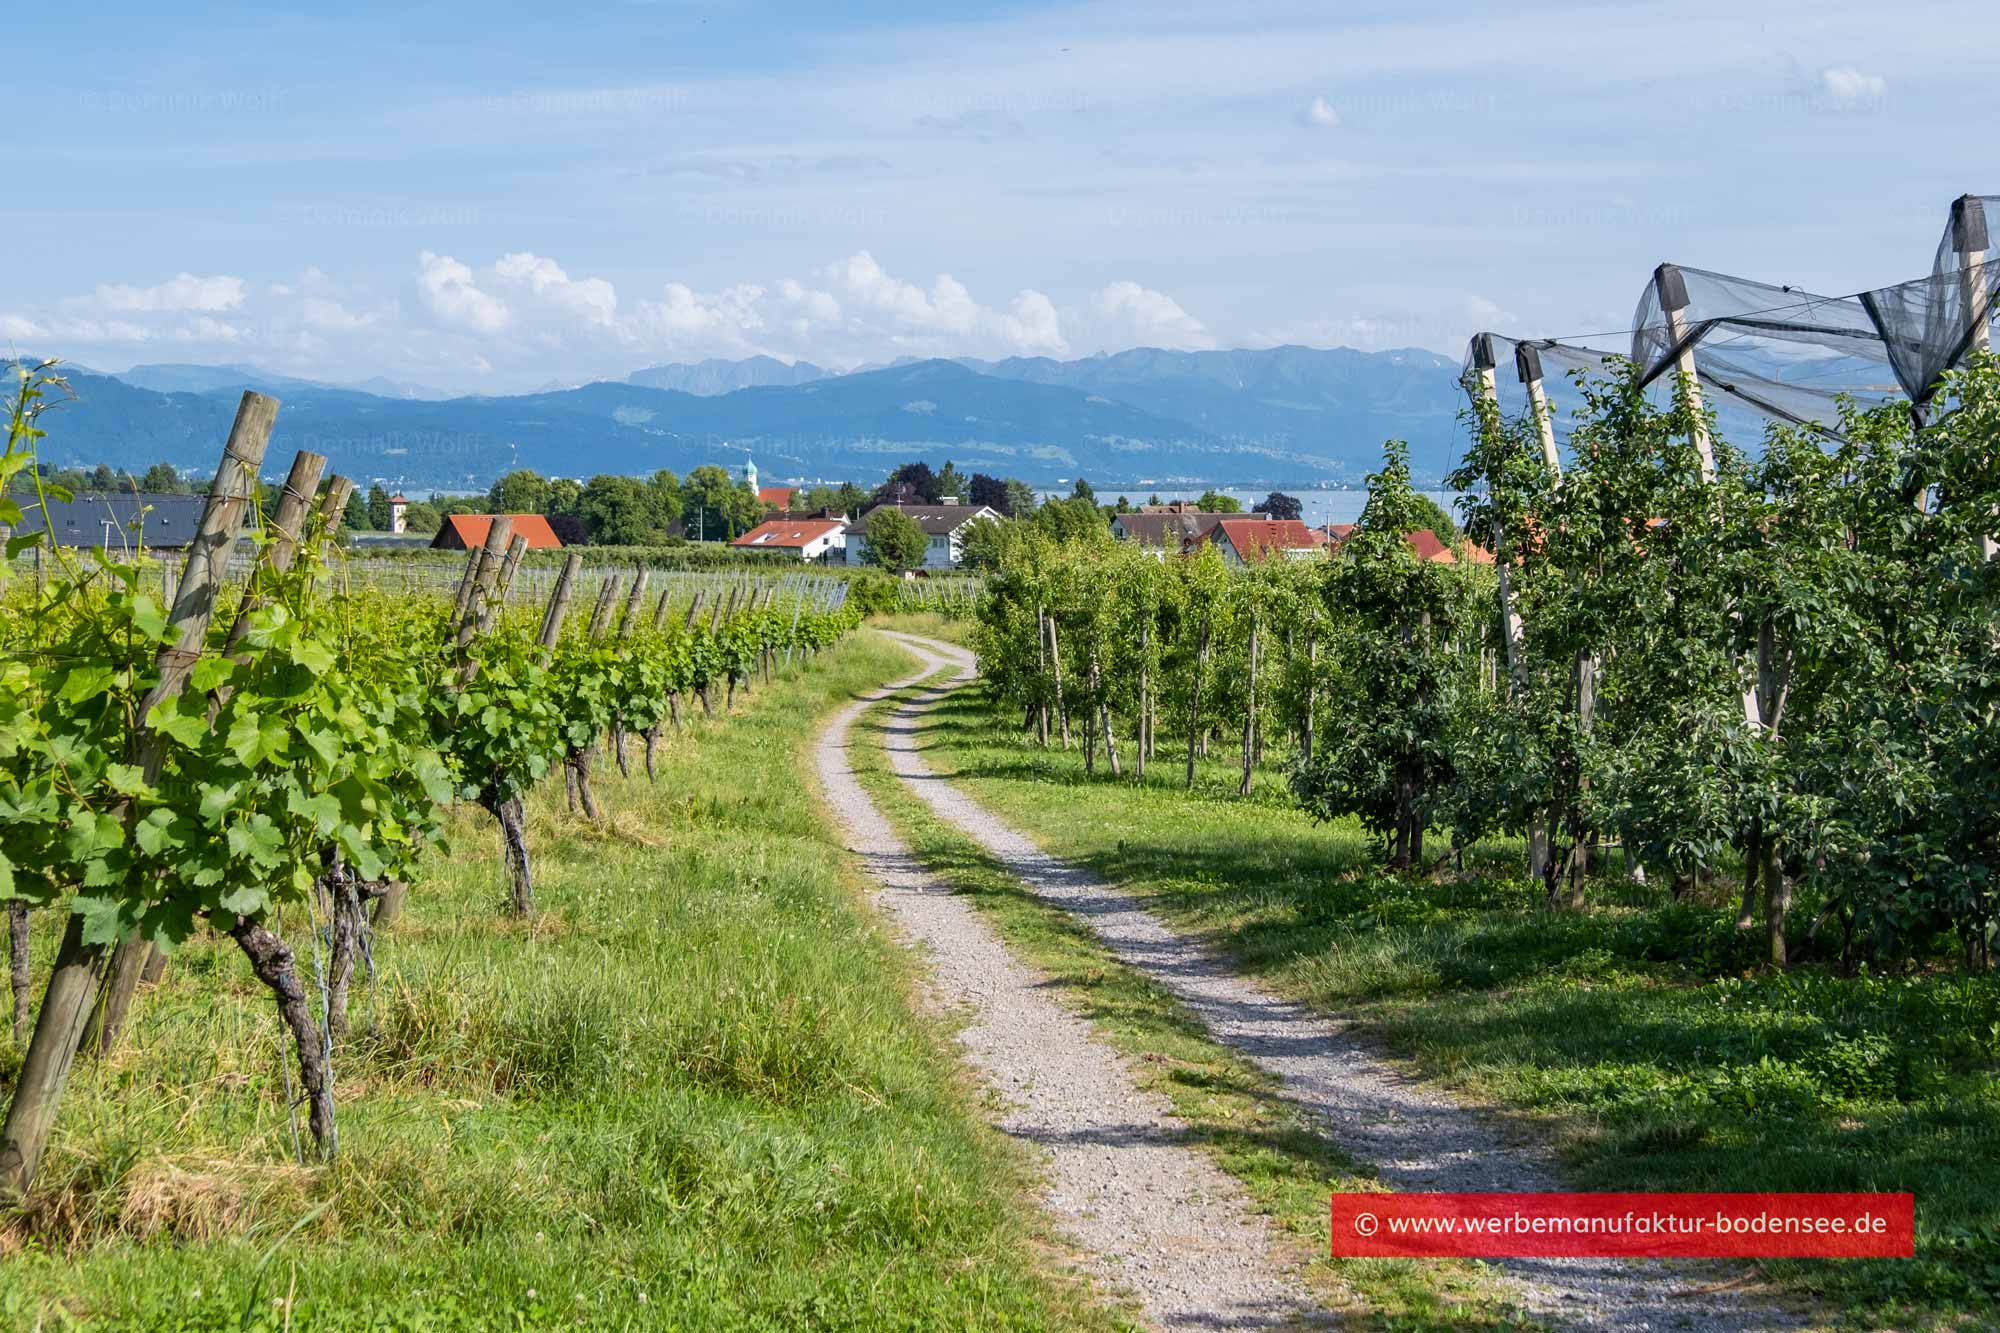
[646,469,685,529]
[1031,494,1110,545]
[546,477,583,518]
[578,474,670,545]
[936,460,968,503]
[401,500,442,534]
[862,506,928,571]
[969,473,1010,512]
[1195,489,1242,513]
[367,484,392,530]
[1002,479,1039,518]
[138,462,184,493]
[1253,491,1302,520]
[681,465,760,540]
[1070,477,1097,504]
[487,469,550,514]
[1292,440,1480,870]
[343,489,373,532]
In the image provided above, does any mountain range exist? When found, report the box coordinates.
[11,346,1473,490]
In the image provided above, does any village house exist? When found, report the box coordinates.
[731,516,847,562]
[1198,517,1326,565]
[843,502,998,569]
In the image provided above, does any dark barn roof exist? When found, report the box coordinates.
[7,492,209,549]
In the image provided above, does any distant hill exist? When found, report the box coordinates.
[8,346,1475,487]
[626,355,828,395]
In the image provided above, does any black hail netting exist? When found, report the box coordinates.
[1463,194,2000,458]
[1460,333,1801,454]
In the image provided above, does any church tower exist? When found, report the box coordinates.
[743,456,758,493]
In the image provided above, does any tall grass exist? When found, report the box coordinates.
[0,635,1121,1331]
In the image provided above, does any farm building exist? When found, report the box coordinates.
[430,513,565,551]
[5,492,209,550]
[731,517,847,562]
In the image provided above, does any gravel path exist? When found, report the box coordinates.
[815,642,1330,1331]
[876,631,1809,1333]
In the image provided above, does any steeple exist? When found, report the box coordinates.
[743,455,758,492]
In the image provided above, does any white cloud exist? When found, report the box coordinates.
[635,281,767,350]
[823,251,1066,355]
[1299,95,1341,128]
[0,314,46,341]
[301,296,376,333]
[493,252,618,326]
[93,273,246,313]
[416,251,511,333]
[1090,281,1215,350]
[1820,66,1886,105]
[175,316,245,344]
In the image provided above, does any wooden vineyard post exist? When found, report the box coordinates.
[1094,649,1120,777]
[1136,611,1150,778]
[453,518,515,654]
[94,450,329,1056]
[611,571,650,775]
[2,392,279,1198]
[1951,196,1998,561]
[482,534,530,631]
[538,552,583,651]
[1185,610,1211,791]
[1035,606,1050,746]
[1239,610,1260,797]
[566,575,619,823]
[1047,611,1070,749]
[1653,264,1717,483]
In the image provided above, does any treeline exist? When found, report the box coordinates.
[975,358,2000,973]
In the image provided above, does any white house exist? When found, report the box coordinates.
[844,503,999,569]
[730,516,848,562]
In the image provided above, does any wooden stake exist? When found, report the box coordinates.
[538,552,583,649]
[2,391,278,1199]
[1654,264,1716,481]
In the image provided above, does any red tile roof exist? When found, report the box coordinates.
[1406,528,1493,564]
[758,486,796,508]
[433,513,564,550]
[1208,518,1323,561]
[732,517,846,548]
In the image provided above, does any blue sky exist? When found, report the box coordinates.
[3,0,1989,392]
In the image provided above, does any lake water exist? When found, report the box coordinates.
[1041,488,1469,528]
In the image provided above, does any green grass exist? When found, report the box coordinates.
[0,635,1129,1332]
[896,671,2000,1332]
[846,655,1543,1332]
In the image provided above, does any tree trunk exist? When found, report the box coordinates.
[1737,820,1764,930]
[9,904,30,1047]
[490,792,535,916]
[1302,632,1316,764]
[225,917,336,1161]
[1185,612,1211,791]
[325,869,367,1042]
[1765,837,1790,968]
[644,724,662,781]
[613,724,629,778]
[0,916,107,1197]
[567,749,602,824]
